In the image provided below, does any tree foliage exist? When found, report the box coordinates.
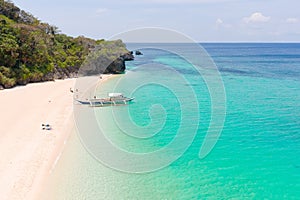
[0,0,130,88]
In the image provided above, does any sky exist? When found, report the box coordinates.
[12,0,300,42]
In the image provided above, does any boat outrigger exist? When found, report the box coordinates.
[75,93,134,106]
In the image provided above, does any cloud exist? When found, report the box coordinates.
[215,18,223,29]
[215,18,232,29]
[286,18,298,24]
[96,8,108,15]
[216,18,223,25]
[243,12,270,23]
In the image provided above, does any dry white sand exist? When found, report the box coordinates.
[0,79,76,200]
[0,75,113,200]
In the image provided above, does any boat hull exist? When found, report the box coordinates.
[75,98,134,106]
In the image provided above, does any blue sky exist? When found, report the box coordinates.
[12,0,300,42]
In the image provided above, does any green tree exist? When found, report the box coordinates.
[0,33,19,67]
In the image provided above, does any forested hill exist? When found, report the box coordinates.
[0,0,132,89]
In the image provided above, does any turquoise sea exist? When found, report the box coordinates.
[41,43,300,199]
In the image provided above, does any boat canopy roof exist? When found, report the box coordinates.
[108,93,123,97]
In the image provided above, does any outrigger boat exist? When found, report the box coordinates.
[76,93,134,106]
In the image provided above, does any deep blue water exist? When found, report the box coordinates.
[203,43,300,80]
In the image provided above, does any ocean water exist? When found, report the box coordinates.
[41,43,300,199]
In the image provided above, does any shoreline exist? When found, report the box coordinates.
[0,75,114,200]
[31,74,114,200]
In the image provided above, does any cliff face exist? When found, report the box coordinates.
[105,58,126,74]
[78,40,134,76]
[0,0,133,89]
[104,52,134,74]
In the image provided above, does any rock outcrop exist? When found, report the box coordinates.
[79,40,135,76]
[104,57,125,74]
[52,66,79,79]
[135,50,143,55]
[121,51,134,61]
[104,52,134,74]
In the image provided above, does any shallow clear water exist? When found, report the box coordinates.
[41,43,300,199]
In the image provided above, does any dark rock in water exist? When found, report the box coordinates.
[0,85,4,90]
[135,50,143,55]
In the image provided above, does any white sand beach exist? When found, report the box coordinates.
[0,75,111,200]
[0,79,75,200]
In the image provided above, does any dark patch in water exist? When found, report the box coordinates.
[220,68,252,75]
[184,84,199,87]
[293,164,300,169]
